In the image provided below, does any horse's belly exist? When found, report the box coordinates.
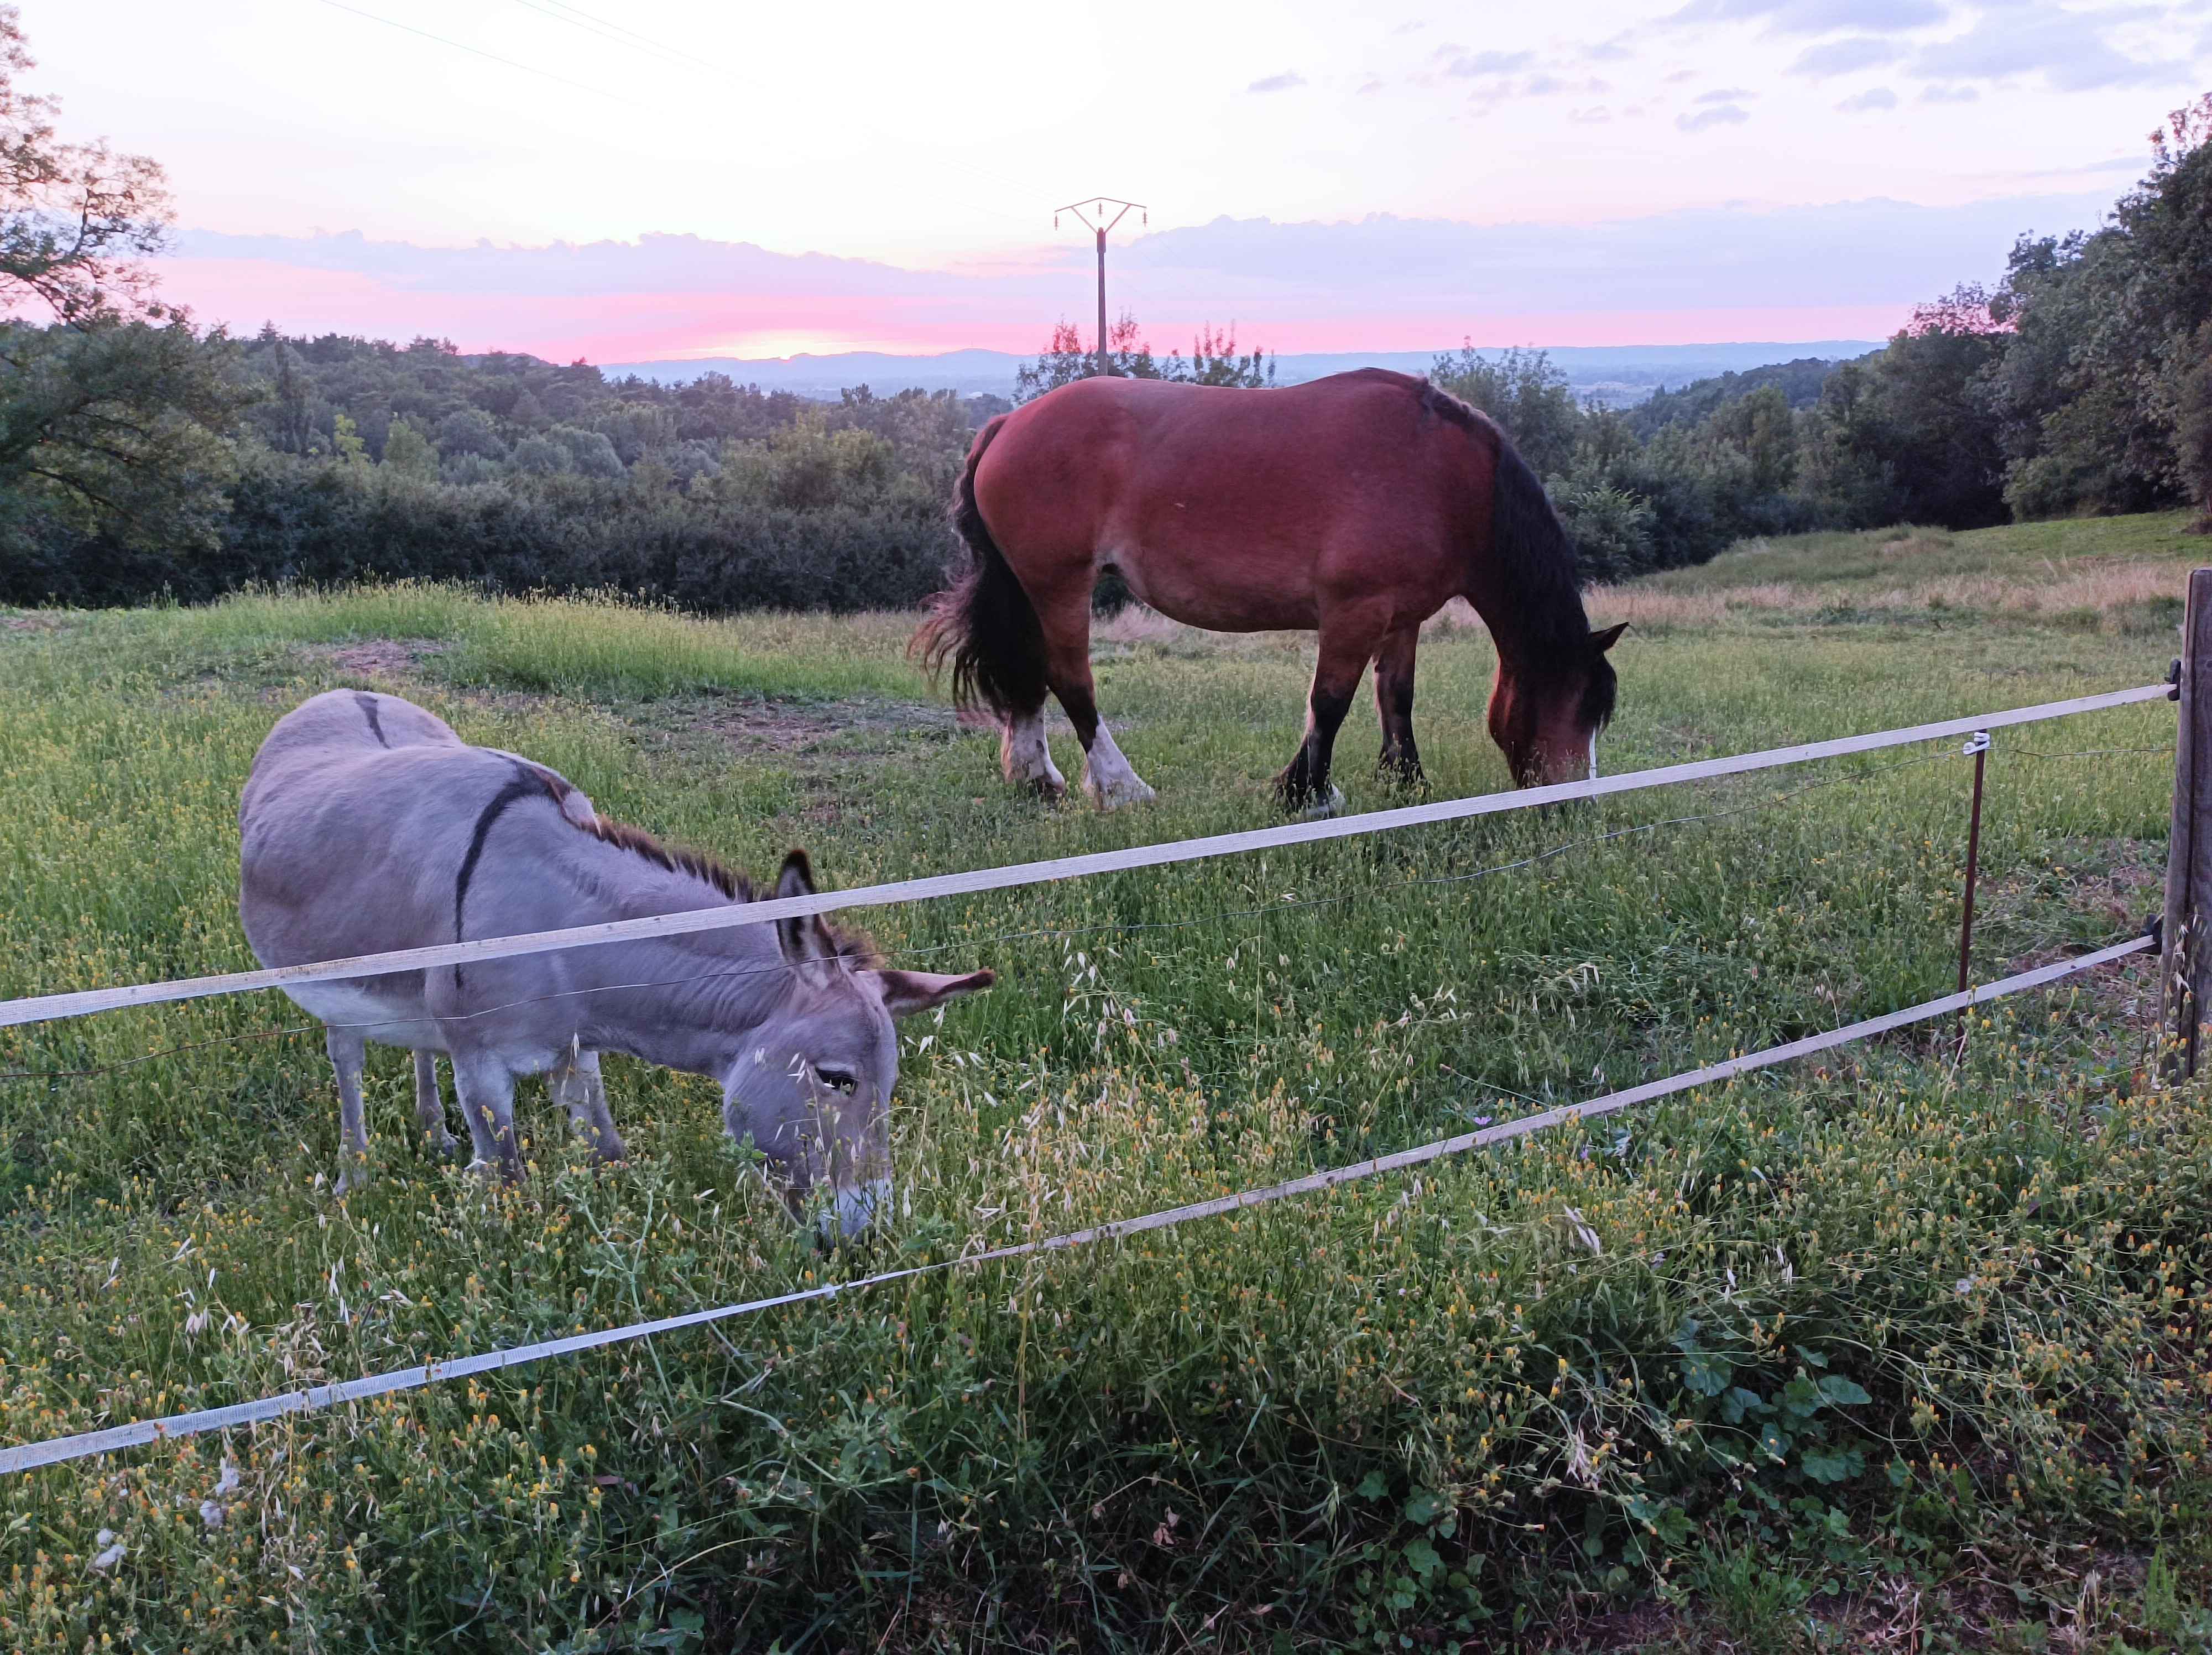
[1111,548,1317,633]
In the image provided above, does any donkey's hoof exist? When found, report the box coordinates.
[1295,785,1345,821]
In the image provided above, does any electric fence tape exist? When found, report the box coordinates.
[0,933,2151,1475]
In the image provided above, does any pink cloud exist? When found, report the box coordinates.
[155,194,2108,363]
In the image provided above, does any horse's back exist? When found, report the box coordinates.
[973,371,1485,628]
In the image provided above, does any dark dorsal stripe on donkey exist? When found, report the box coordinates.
[914,367,1624,814]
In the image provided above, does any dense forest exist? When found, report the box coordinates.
[1,0,2206,610]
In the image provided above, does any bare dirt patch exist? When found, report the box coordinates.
[672,695,959,761]
[300,639,450,680]
[1,612,74,636]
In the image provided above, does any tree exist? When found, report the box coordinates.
[0,7,171,325]
[1430,345,1583,479]
[1980,93,2212,517]
[380,416,438,480]
[1014,315,1274,402]
[0,11,248,571]
[1815,290,2010,528]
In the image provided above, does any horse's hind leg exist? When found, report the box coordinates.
[413,1050,458,1158]
[1374,624,1426,787]
[1039,595,1154,809]
[999,693,1066,800]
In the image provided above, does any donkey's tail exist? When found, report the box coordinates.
[911,414,1049,721]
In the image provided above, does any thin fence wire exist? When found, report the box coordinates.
[0,744,1960,1085]
[0,932,2152,1477]
[0,681,2169,1032]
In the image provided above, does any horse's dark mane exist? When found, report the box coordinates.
[1368,372,1598,674]
[571,815,878,961]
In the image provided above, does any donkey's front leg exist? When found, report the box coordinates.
[551,1047,627,1164]
[451,1051,524,1183]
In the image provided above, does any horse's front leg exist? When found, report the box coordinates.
[1276,613,1383,817]
[1039,591,1154,810]
[1374,623,1426,788]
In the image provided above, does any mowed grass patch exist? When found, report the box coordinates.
[0,527,2208,1651]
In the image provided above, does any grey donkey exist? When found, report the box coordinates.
[238,690,993,1230]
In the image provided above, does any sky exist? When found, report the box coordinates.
[28,0,2210,361]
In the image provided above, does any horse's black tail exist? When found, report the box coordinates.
[911,415,1049,721]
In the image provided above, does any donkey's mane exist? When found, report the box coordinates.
[570,814,879,962]
[575,816,754,901]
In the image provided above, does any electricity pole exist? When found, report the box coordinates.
[1055,197,1146,377]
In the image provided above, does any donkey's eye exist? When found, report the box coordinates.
[817,1069,859,1095]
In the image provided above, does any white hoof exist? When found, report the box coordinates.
[1084,771,1157,810]
[1081,726,1154,810]
[1000,712,1066,798]
[1297,785,1345,821]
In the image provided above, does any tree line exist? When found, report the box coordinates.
[0,0,2205,610]
[1443,94,2212,582]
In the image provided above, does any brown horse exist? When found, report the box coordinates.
[914,368,1623,813]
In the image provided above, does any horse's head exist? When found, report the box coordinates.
[1488,623,1626,788]
[723,851,994,1236]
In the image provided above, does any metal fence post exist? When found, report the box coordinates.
[2162,569,2212,1079]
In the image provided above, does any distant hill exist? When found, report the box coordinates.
[1627,355,1866,437]
[599,341,1885,407]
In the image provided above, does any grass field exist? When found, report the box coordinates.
[2,512,2210,1652]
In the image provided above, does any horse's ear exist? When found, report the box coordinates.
[1592,622,1628,653]
[774,849,833,964]
[868,967,997,1019]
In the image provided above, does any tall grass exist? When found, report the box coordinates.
[0,528,2208,1649]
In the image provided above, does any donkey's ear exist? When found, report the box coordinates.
[1592,622,1628,653]
[868,967,997,1019]
[774,849,833,964]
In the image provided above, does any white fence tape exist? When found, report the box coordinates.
[0,932,2151,1476]
[0,681,2171,1032]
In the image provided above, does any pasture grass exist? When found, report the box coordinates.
[0,518,2209,1651]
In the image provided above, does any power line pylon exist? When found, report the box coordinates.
[1055,197,1147,377]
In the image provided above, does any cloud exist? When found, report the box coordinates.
[1584,33,1635,60]
[1525,74,1571,95]
[1919,82,1979,103]
[1835,86,1900,112]
[159,193,2117,363]
[1670,0,1947,35]
[1439,48,1535,76]
[1663,67,1699,83]
[1247,71,1306,93]
[1391,18,1428,33]
[1677,104,1752,131]
[1912,9,2174,92]
[1569,105,1614,123]
[1697,86,1757,102]
[1789,38,1906,78]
